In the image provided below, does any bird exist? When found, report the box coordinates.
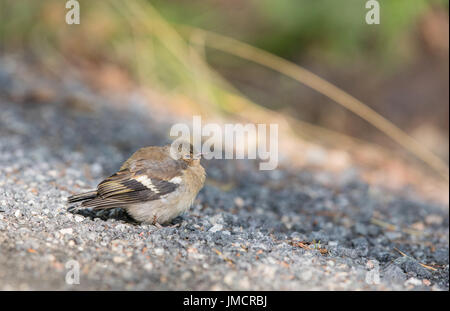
[67,142,206,225]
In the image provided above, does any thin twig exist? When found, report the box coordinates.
[394,247,437,271]
[371,217,424,236]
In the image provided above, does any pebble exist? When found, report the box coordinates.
[208,224,223,233]
[425,214,443,225]
[74,215,84,223]
[59,228,73,235]
[154,248,164,256]
[113,256,126,264]
[234,197,245,208]
[404,277,422,287]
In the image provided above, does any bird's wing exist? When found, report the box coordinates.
[82,156,186,210]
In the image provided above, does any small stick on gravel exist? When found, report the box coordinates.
[371,217,424,236]
[394,247,437,271]
[212,248,234,266]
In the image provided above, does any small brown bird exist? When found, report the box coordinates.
[68,143,205,225]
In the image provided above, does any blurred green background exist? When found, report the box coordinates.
[0,0,448,167]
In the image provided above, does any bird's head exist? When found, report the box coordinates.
[169,140,203,166]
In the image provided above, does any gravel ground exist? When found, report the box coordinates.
[0,56,448,290]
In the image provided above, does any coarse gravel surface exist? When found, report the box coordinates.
[0,56,448,290]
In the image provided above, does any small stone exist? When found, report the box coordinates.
[300,270,313,281]
[385,231,402,240]
[367,224,381,236]
[74,215,84,222]
[154,248,164,256]
[352,237,369,256]
[59,228,73,235]
[405,277,422,287]
[209,224,223,233]
[90,163,103,176]
[14,210,22,218]
[110,242,123,252]
[144,262,153,271]
[375,251,393,262]
[410,222,425,231]
[224,272,235,286]
[354,222,368,236]
[366,260,378,270]
[383,264,406,284]
[234,197,244,208]
[47,170,58,178]
[116,224,127,232]
[425,214,443,225]
[238,277,250,289]
[188,252,205,260]
[113,256,126,263]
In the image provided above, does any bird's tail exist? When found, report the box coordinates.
[67,190,98,203]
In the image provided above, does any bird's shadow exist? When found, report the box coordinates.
[67,205,184,227]
[68,206,139,224]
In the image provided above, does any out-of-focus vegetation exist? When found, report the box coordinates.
[152,0,446,65]
[0,0,448,181]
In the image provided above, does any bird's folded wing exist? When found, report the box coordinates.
[82,157,186,209]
